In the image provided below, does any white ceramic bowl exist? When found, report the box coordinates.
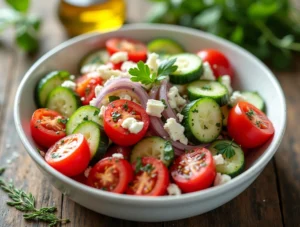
[14,24,286,222]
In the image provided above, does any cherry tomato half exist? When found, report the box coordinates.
[170,148,216,193]
[45,134,91,177]
[104,144,132,160]
[76,74,103,105]
[87,157,133,193]
[197,49,234,79]
[103,100,150,146]
[227,101,274,148]
[106,38,148,63]
[126,157,169,196]
[30,108,67,148]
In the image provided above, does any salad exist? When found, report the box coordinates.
[30,37,274,196]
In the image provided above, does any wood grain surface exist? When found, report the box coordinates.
[0,0,298,227]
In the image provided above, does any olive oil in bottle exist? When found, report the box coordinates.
[58,0,126,37]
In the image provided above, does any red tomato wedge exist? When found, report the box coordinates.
[87,157,133,193]
[30,108,67,148]
[227,101,274,148]
[170,148,216,193]
[197,49,234,79]
[106,38,148,63]
[127,157,169,196]
[103,100,149,146]
[76,74,103,105]
[104,144,132,160]
[45,134,91,177]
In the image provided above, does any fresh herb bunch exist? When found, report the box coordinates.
[0,0,41,52]
[147,0,300,69]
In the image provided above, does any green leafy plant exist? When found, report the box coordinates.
[147,0,300,69]
[0,0,41,52]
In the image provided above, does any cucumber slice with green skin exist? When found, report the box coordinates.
[73,121,109,165]
[130,136,174,166]
[221,105,230,127]
[241,91,265,112]
[80,49,109,68]
[169,53,203,84]
[182,98,222,144]
[209,140,245,177]
[45,87,80,118]
[66,105,103,135]
[35,71,71,107]
[147,38,185,55]
[187,80,229,106]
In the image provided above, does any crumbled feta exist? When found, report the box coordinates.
[84,166,92,178]
[85,64,128,81]
[61,80,76,91]
[94,85,103,97]
[121,61,137,72]
[146,99,165,117]
[213,154,225,165]
[121,117,144,134]
[229,91,247,106]
[174,84,187,95]
[146,53,159,72]
[70,75,75,80]
[177,113,184,122]
[167,86,187,110]
[220,75,232,94]
[163,118,188,145]
[99,106,106,118]
[87,71,102,78]
[214,173,231,186]
[201,62,216,80]
[89,98,97,107]
[167,183,182,196]
[112,153,124,159]
[119,93,131,101]
[110,51,128,64]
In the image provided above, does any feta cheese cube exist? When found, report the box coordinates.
[146,53,159,72]
[86,71,102,78]
[220,75,232,94]
[167,86,187,110]
[89,98,97,107]
[214,173,231,186]
[121,117,144,134]
[167,183,182,196]
[201,62,216,80]
[121,61,137,72]
[112,153,124,159]
[110,51,128,64]
[61,80,76,91]
[99,106,106,118]
[163,118,188,145]
[229,91,247,106]
[213,154,225,165]
[94,85,103,97]
[176,113,184,122]
[146,99,165,117]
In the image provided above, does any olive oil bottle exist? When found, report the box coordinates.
[58,0,126,37]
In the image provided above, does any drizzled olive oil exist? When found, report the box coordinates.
[58,0,126,37]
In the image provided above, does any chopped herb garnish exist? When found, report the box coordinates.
[61,140,65,144]
[163,141,174,161]
[57,118,67,124]
[93,110,100,116]
[85,87,91,96]
[140,164,154,174]
[123,102,128,111]
[192,109,198,113]
[108,96,120,103]
[216,123,221,127]
[135,157,142,174]
[83,115,89,121]
[161,99,168,109]
[51,153,60,159]
[246,109,255,119]
[204,125,208,129]
[201,85,212,90]
[112,111,121,122]
[213,140,238,159]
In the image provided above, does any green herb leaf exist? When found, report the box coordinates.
[108,96,120,103]
[15,23,39,52]
[213,140,237,159]
[93,109,100,116]
[140,164,154,174]
[57,118,67,124]
[157,58,178,80]
[112,111,121,122]
[6,0,30,13]
[163,141,174,161]
[161,99,168,109]
[129,61,155,85]
[135,157,142,174]
[247,2,279,19]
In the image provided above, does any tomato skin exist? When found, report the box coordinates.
[76,74,103,105]
[87,158,133,193]
[106,38,148,63]
[30,108,67,148]
[227,102,274,148]
[170,148,216,193]
[45,134,91,177]
[103,100,150,146]
[126,157,169,196]
[197,49,234,79]
[104,144,131,160]
[107,62,122,70]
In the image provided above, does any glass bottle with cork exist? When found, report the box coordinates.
[58,0,126,37]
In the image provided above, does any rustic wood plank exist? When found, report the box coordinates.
[274,61,300,227]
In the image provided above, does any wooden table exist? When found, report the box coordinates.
[0,1,299,227]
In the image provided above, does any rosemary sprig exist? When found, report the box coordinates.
[0,179,69,227]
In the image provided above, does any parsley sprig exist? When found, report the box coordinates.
[129,58,178,85]
[213,140,239,159]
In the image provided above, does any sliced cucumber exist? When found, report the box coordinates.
[73,121,109,165]
[66,105,103,135]
[80,49,109,69]
[221,105,230,127]
[46,87,80,117]
[209,140,245,177]
[147,38,184,55]
[187,80,229,106]
[182,98,222,144]
[35,71,71,107]
[241,91,265,112]
[169,53,203,84]
[130,136,174,166]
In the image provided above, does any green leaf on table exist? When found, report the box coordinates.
[15,23,39,52]
[247,2,280,19]
[193,6,222,28]
[0,8,21,32]
[6,0,30,13]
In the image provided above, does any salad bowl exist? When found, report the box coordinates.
[14,24,286,221]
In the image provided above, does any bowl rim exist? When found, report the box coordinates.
[14,23,286,205]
